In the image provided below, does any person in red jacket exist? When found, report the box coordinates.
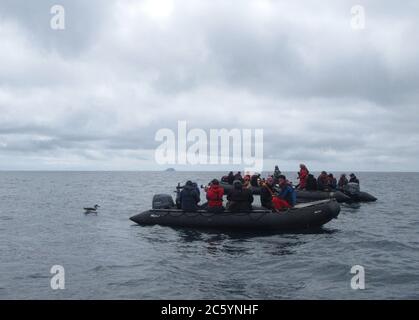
[205,179,225,213]
[298,164,309,190]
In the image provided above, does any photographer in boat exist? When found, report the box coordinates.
[178,181,201,212]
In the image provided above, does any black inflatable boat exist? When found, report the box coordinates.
[296,190,352,203]
[345,191,377,202]
[130,199,341,231]
[297,190,376,203]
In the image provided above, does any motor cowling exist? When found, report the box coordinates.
[152,194,175,209]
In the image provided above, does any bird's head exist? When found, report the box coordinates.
[94,205,100,209]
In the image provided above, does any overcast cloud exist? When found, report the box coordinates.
[0,0,418,171]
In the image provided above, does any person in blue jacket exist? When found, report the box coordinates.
[278,175,297,207]
[179,181,200,212]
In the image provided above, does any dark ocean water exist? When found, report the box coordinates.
[0,171,418,299]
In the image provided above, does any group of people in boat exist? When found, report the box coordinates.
[178,169,297,213]
[178,179,256,213]
[222,165,360,192]
[259,175,296,212]
[177,165,361,213]
[221,165,284,188]
[297,164,360,192]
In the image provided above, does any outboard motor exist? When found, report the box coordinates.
[152,194,175,209]
[343,182,360,196]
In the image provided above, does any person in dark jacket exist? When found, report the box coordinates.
[260,177,274,210]
[349,173,360,185]
[273,165,281,183]
[250,173,260,187]
[233,171,243,182]
[317,171,329,191]
[278,175,296,207]
[227,180,254,212]
[328,174,337,190]
[205,179,224,213]
[227,171,235,185]
[179,181,200,212]
[338,174,348,189]
[305,174,318,191]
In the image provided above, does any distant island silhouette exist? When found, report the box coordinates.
[165,168,176,172]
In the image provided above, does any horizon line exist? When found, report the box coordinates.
[0,169,418,173]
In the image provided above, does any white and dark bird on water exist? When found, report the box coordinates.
[84,204,100,214]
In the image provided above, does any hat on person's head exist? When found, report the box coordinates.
[185,180,193,186]
[211,179,219,185]
[321,171,327,175]
[350,173,355,177]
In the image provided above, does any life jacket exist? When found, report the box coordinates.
[272,196,291,210]
[299,168,309,188]
[206,185,224,207]
[299,168,309,179]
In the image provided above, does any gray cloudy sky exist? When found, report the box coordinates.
[0,0,418,171]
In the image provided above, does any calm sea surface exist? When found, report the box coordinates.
[0,171,418,299]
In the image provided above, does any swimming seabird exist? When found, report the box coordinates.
[84,204,100,214]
